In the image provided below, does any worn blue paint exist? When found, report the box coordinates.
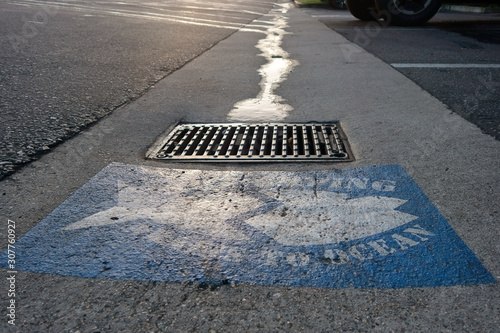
[1,163,495,288]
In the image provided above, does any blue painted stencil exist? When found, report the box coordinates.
[2,163,495,288]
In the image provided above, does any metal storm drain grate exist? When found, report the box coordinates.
[147,123,352,162]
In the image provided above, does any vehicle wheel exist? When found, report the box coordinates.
[329,0,347,9]
[346,0,378,21]
[376,0,442,26]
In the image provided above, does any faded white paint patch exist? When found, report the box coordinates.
[228,3,298,122]
[62,180,260,245]
[245,193,417,246]
[63,174,416,248]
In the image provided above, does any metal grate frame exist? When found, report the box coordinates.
[147,123,353,162]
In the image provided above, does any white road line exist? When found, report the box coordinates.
[334,28,440,31]
[7,0,267,31]
[311,15,353,18]
[391,63,500,69]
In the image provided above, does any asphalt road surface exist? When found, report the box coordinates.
[305,8,500,141]
[0,0,276,179]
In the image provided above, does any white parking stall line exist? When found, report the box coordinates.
[6,0,271,30]
[391,63,500,69]
[311,15,355,18]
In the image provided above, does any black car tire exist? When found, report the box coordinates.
[346,0,378,21]
[376,0,442,26]
[330,0,347,9]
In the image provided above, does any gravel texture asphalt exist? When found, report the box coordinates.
[0,0,276,179]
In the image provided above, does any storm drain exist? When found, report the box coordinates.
[147,123,352,162]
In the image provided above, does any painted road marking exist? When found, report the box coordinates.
[391,63,500,69]
[7,0,270,31]
[311,15,355,18]
[244,195,417,246]
[2,163,495,288]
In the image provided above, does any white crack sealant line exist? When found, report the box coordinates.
[228,3,298,122]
